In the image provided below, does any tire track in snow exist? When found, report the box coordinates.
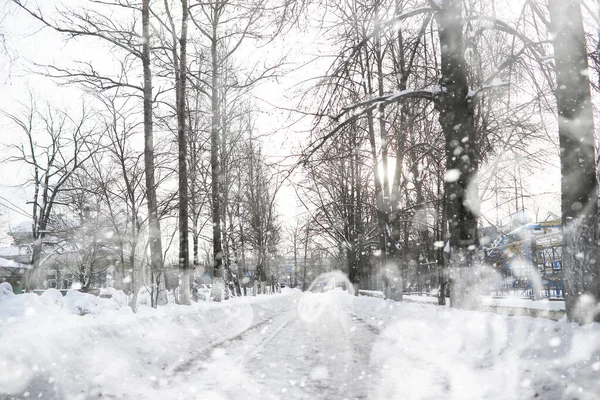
[349,313,382,335]
[160,296,297,385]
[230,294,380,399]
[155,292,382,399]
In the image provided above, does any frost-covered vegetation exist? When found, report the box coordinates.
[1,0,600,397]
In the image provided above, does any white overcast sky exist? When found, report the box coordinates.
[0,0,325,237]
[0,0,566,242]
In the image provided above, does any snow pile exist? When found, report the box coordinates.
[40,288,64,309]
[484,296,566,311]
[1,287,598,399]
[0,281,14,297]
[343,292,600,400]
[0,287,129,319]
[0,290,292,399]
[280,286,301,294]
[99,287,128,306]
[62,289,118,315]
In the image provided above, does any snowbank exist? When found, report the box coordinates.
[344,292,600,400]
[0,290,293,399]
[0,281,14,297]
[0,289,598,399]
[387,293,566,315]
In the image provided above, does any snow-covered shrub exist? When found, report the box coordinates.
[0,292,58,319]
[0,282,14,298]
[73,299,94,315]
[62,288,129,315]
[136,286,152,307]
[40,288,64,309]
[99,287,128,308]
[63,290,97,315]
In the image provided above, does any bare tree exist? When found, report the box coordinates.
[4,100,98,291]
[159,0,192,304]
[243,138,282,294]
[187,0,287,299]
[431,0,480,309]
[299,125,374,293]
[285,216,312,288]
[548,0,599,323]
[11,0,169,308]
[52,170,119,291]
[93,94,149,297]
[304,0,557,308]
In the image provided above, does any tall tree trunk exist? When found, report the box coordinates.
[548,0,600,323]
[434,0,479,310]
[375,4,390,203]
[177,0,191,305]
[238,186,247,294]
[293,230,298,288]
[210,14,224,301]
[142,0,167,308]
[219,89,235,299]
[228,209,242,296]
[348,131,360,290]
[302,221,310,291]
[192,220,199,267]
[26,234,44,292]
[354,139,366,290]
[436,172,448,305]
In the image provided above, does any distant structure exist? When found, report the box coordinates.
[0,221,113,292]
[483,218,562,299]
[0,221,35,293]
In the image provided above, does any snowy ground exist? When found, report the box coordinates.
[1,286,599,400]
[402,294,566,311]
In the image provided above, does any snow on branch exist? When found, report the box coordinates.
[302,88,437,164]
[339,88,437,119]
[381,7,436,28]
[468,79,509,99]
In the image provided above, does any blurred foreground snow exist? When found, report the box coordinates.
[0,284,598,399]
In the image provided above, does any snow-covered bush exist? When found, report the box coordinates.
[100,287,128,308]
[136,286,152,307]
[0,282,14,298]
[63,289,121,315]
[40,288,64,309]
[63,290,96,315]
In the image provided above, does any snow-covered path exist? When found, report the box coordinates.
[160,291,378,400]
[2,289,600,400]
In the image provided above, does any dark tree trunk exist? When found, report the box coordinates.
[347,131,360,291]
[434,0,479,310]
[436,172,448,306]
[293,231,298,288]
[302,222,310,291]
[210,16,224,300]
[26,234,44,292]
[177,0,191,305]
[548,0,600,323]
[238,195,247,292]
[228,210,242,296]
[142,0,166,308]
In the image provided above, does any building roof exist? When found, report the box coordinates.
[0,246,28,258]
[0,256,30,269]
